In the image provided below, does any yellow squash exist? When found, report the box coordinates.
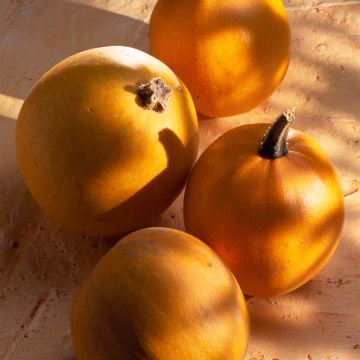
[184,111,345,297]
[71,227,249,360]
[150,0,291,117]
[16,46,198,236]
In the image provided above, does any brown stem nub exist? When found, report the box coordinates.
[137,77,172,113]
[258,109,295,159]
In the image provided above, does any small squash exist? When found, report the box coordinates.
[16,46,198,236]
[149,0,290,117]
[71,227,249,360]
[184,111,345,297]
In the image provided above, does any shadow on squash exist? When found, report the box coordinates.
[95,127,197,237]
[245,200,358,357]
[94,240,247,358]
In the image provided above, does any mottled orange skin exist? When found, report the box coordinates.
[16,47,198,236]
[72,227,249,360]
[184,124,345,297]
[150,0,290,117]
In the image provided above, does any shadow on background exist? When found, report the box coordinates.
[0,115,17,179]
[0,0,149,99]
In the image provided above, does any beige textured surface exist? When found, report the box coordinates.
[0,1,359,359]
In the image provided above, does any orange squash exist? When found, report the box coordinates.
[184,111,345,297]
[71,227,249,360]
[16,46,198,237]
[149,0,290,117]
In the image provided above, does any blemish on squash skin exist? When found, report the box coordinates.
[137,77,172,113]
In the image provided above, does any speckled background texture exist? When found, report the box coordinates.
[0,1,359,359]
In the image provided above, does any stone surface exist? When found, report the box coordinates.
[0,0,359,359]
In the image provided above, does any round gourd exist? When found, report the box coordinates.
[184,111,345,297]
[71,227,249,360]
[149,0,290,117]
[16,46,198,236]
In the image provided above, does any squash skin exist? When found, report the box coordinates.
[184,123,345,297]
[149,0,291,117]
[16,47,198,236]
[71,227,249,360]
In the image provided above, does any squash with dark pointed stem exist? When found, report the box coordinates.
[184,110,345,297]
